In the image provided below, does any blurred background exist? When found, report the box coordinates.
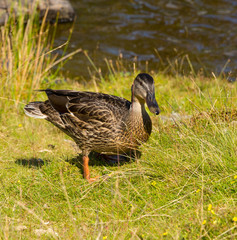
[54,0,237,80]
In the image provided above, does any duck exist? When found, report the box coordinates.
[24,73,160,182]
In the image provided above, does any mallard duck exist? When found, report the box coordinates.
[24,73,160,182]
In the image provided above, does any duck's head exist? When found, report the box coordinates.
[131,73,160,115]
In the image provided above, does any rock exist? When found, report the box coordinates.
[160,112,192,123]
[15,225,27,231]
[0,8,7,25]
[39,0,75,23]
[230,121,237,128]
[34,228,58,237]
[0,0,75,26]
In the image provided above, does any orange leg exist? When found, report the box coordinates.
[83,156,98,183]
[83,156,90,180]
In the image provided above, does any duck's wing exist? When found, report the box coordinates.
[43,89,131,124]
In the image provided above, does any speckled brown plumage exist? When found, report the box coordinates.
[24,73,160,181]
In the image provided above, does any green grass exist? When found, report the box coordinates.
[0,6,236,240]
[0,72,236,239]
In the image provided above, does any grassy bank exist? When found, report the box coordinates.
[0,9,236,240]
[1,71,237,239]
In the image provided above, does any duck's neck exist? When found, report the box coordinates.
[130,96,146,115]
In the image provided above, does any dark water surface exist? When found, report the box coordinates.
[54,0,237,80]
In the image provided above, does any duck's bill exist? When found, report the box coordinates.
[146,92,160,115]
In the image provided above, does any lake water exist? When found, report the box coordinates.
[54,0,237,81]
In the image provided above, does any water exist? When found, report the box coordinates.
[54,0,237,80]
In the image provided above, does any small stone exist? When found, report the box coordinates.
[230,121,237,128]
[15,225,27,231]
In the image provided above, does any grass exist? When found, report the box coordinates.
[0,6,80,111]
[0,8,236,240]
[0,73,236,239]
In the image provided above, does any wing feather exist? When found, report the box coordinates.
[66,94,130,125]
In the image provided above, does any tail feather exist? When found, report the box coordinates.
[24,102,47,119]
